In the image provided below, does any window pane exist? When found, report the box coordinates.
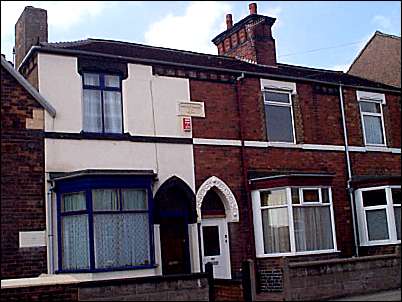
[260,189,287,207]
[262,208,290,254]
[362,189,387,207]
[302,189,320,203]
[293,206,334,252]
[392,188,401,205]
[94,213,150,268]
[83,73,100,86]
[103,91,122,133]
[83,89,102,132]
[266,104,294,142]
[322,188,330,204]
[366,209,389,241]
[394,206,401,240]
[92,189,119,211]
[104,75,120,88]
[360,101,381,113]
[62,214,90,270]
[363,115,384,145]
[62,192,86,212]
[202,226,221,256]
[122,189,147,210]
[291,188,300,204]
[264,91,290,103]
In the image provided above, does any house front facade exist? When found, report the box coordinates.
[2,3,400,300]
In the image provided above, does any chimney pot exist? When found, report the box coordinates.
[226,14,233,29]
[249,3,257,14]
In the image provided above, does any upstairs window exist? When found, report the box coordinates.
[359,99,386,146]
[83,73,123,134]
[263,90,295,143]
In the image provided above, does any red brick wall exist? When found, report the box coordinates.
[1,66,47,278]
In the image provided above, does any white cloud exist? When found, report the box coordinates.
[329,64,349,72]
[144,1,231,55]
[372,15,392,30]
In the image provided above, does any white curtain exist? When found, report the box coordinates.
[293,206,333,251]
[62,214,90,270]
[83,90,102,132]
[92,189,119,211]
[262,207,290,254]
[122,189,147,210]
[103,91,122,133]
[366,209,389,241]
[363,115,383,144]
[62,192,86,212]
[94,213,150,268]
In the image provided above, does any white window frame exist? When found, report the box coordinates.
[355,185,401,246]
[358,97,387,147]
[263,89,296,144]
[252,186,338,258]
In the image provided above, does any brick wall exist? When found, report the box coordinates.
[1,66,47,278]
[214,279,244,301]
[283,253,401,301]
[1,274,209,302]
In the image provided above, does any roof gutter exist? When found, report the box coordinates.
[20,46,401,94]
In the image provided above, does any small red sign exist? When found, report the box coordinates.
[183,117,191,132]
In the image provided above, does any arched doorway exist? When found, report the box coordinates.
[196,176,239,279]
[154,176,197,275]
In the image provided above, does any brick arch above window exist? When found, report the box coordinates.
[196,176,239,223]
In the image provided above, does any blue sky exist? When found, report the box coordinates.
[1,1,400,71]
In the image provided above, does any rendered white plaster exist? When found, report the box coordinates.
[38,53,82,132]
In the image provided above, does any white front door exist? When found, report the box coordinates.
[200,218,231,279]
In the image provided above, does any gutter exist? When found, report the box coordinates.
[19,46,401,94]
[339,84,359,257]
[46,180,55,274]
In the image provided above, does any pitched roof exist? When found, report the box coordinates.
[1,56,56,117]
[22,38,400,92]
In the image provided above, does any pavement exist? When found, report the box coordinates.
[331,288,401,301]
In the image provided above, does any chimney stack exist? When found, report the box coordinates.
[15,6,48,68]
[226,14,233,29]
[212,2,277,66]
[249,3,257,15]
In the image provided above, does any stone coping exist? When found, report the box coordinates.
[288,253,400,269]
[1,270,207,289]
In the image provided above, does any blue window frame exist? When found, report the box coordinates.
[82,73,124,134]
[56,175,155,273]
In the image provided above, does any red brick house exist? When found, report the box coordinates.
[348,31,401,88]
[1,3,400,301]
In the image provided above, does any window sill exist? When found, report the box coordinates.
[56,264,158,274]
[359,240,401,247]
[256,249,340,258]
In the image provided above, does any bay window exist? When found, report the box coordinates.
[253,187,337,257]
[57,176,154,272]
[355,186,401,246]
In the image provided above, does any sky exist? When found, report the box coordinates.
[1,1,401,71]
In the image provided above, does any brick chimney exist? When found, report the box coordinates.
[212,2,277,66]
[15,6,48,68]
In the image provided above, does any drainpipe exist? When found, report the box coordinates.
[46,180,55,273]
[339,84,359,257]
[235,73,257,265]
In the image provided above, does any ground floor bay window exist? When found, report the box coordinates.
[54,174,155,273]
[252,187,337,257]
[355,186,401,246]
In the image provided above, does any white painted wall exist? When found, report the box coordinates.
[38,53,192,138]
[38,53,83,132]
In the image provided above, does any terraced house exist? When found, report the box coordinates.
[1,3,400,301]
